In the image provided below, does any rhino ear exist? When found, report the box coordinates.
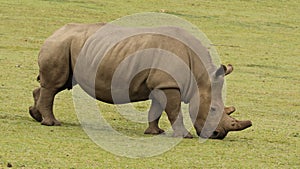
[225,64,233,76]
[215,64,227,77]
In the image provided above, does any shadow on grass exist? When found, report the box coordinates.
[61,121,81,127]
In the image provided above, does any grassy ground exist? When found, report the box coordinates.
[0,0,299,168]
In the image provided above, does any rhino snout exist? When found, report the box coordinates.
[209,128,228,140]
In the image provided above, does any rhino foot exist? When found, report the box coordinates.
[173,130,193,139]
[29,106,43,122]
[144,127,165,135]
[41,118,61,126]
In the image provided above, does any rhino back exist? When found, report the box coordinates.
[75,25,212,103]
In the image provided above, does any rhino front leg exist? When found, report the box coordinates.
[36,87,61,126]
[144,99,164,135]
[162,89,193,138]
[29,87,43,122]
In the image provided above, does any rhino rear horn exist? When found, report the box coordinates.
[224,106,236,115]
[228,119,252,131]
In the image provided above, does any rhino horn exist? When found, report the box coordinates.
[227,119,252,132]
[224,106,236,115]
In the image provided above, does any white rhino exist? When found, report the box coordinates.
[29,23,251,139]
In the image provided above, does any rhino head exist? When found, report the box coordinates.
[210,112,252,139]
[192,64,252,139]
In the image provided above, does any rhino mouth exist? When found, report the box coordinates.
[196,127,228,139]
[209,128,228,140]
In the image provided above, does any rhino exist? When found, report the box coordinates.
[29,23,252,139]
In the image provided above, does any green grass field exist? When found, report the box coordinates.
[1,0,299,168]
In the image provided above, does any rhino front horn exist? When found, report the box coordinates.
[228,120,252,131]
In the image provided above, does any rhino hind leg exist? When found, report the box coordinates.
[36,87,61,126]
[32,75,69,126]
[158,89,193,139]
[29,74,71,125]
[144,99,165,135]
[29,87,42,122]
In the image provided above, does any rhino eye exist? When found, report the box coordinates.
[210,107,216,112]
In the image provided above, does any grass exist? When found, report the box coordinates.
[0,0,299,168]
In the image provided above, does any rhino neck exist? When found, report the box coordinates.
[188,83,209,130]
[189,79,225,137]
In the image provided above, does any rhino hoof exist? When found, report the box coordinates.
[173,131,193,139]
[184,132,194,139]
[41,119,61,126]
[144,127,165,135]
[29,106,42,122]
